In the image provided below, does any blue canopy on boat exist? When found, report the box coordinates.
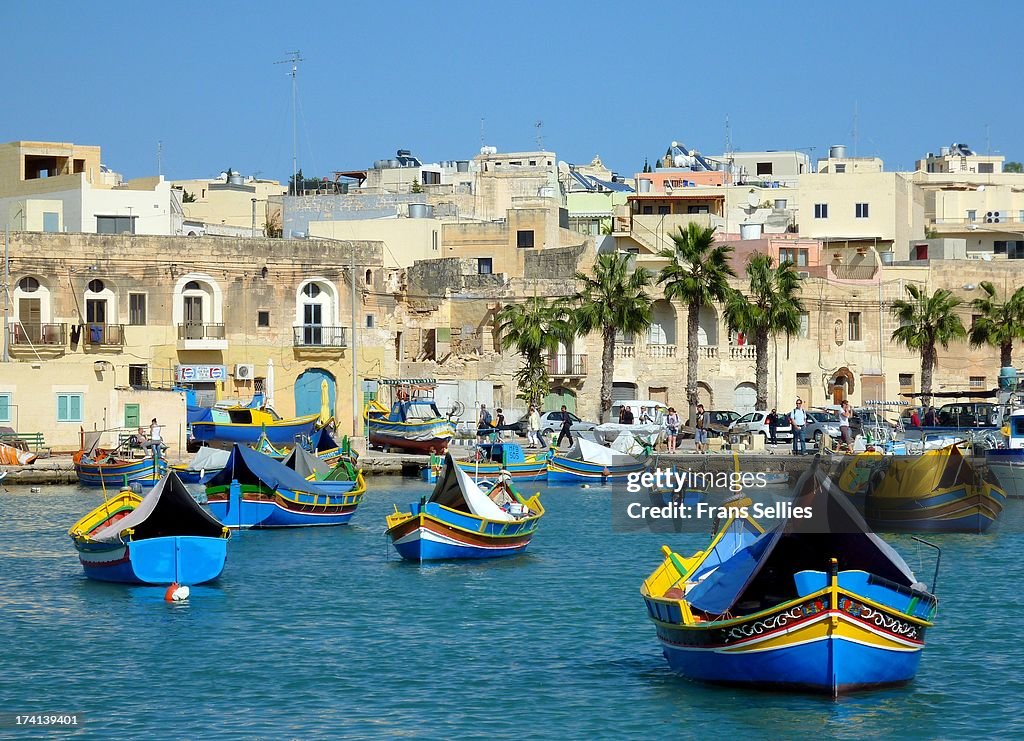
[684,463,922,617]
[204,444,331,495]
[309,427,338,454]
[188,406,213,424]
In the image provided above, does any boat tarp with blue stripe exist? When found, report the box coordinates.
[188,406,214,425]
[205,444,331,495]
[309,427,339,453]
[684,468,921,617]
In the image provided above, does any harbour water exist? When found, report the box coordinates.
[2,479,1023,738]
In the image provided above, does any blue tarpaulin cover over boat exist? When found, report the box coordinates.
[188,406,213,425]
[204,444,331,496]
[684,464,921,617]
[309,427,338,453]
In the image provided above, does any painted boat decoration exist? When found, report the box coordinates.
[73,450,167,488]
[548,438,649,483]
[641,463,939,696]
[283,445,360,494]
[0,441,37,465]
[190,404,320,446]
[68,471,229,585]
[365,379,455,453]
[985,408,1024,498]
[386,453,544,561]
[422,443,549,483]
[858,444,1005,533]
[171,446,230,484]
[205,444,365,528]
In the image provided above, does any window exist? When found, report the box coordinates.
[129,293,147,325]
[257,310,270,327]
[96,215,135,234]
[814,203,828,219]
[366,314,375,328]
[970,376,986,388]
[19,277,39,292]
[967,210,977,222]
[657,205,670,215]
[43,212,59,233]
[516,230,535,248]
[365,269,372,285]
[899,373,914,387]
[302,283,321,298]
[848,312,861,341]
[756,162,773,176]
[779,248,808,267]
[855,203,869,218]
[796,372,812,386]
[979,163,994,174]
[915,244,929,260]
[971,314,981,329]
[797,312,810,339]
[88,279,105,293]
[477,258,493,275]
[57,393,83,422]
[834,164,846,173]
[687,205,709,214]
[128,365,148,387]
[0,393,10,423]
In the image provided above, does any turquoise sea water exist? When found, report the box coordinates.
[1,478,1023,740]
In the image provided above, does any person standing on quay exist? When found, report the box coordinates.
[665,407,680,453]
[767,408,779,446]
[527,405,542,449]
[790,399,807,455]
[694,404,709,453]
[556,405,574,449]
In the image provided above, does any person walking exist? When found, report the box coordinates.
[839,401,853,450]
[909,408,921,427]
[495,408,506,441]
[767,408,779,445]
[665,407,680,453]
[527,405,542,449]
[790,399,807,455]
[694,404,709,453]
[923,406,937,426]
[147,418,163,459]
[556,405,574,449]
[477,404,493,443]
[618,405,635,425]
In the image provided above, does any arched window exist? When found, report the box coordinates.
[173,274,224,340]
[18,277,39,293]
[84,277,116,333]
[295,279,339,346]
[302,283,321,298]
[365,269,373,286]
[184,280,201,291]
[87,279,105,293]
[12,276,51,343]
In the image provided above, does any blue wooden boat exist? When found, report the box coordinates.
[985,408,1024,498]
[421,442,549,483]
[386,453,544,561]
[365,380,455,453]
[68,471,229,585]
[305,426,344,463]
[641,463,939,696]
[548,438,649,482]
[205,444,364,528]
[74,450,167,488]
[191,404,320,446]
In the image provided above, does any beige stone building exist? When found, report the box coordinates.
[170,173,286,236]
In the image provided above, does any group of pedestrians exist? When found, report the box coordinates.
[481,403,575,450]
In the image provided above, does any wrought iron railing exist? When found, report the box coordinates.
[293,325,348,348]
[10,323,65,346]
[545,354,587,376]
[178,323,226,340]
[85,323,124,346]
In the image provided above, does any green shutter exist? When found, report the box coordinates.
[0,394,9,422]
[58,394,68,421]
[125,404,140,429]
[71,395,82,421]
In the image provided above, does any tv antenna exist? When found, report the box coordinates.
[157,140,163,177]
[535,120,544,151]
[275,50,303,195]
[724,114,733,157]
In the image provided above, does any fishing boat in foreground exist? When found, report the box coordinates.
[365,379,455,453]
[205,444,364,528]
[547,438,649,483]
[190,403,320,446]
[387,452,544,561]
[985,408,1024,498]
[171,446,231,484]
[641,463,939,696]
[68,471,229,585]
[422,442,549,483]
[849,444,1005,533]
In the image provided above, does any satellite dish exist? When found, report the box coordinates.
[747,190,760,208]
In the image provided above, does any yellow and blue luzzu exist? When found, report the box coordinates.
[641,462,938,696]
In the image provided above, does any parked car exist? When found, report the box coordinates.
[510,410,597,437]
[728,411,793,442]
[805,409,842,446]
[937,402,998,427]
[610,400,667,426]
[679,409,740,438]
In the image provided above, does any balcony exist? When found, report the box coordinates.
[85,323,124,348]
[614,343,636,359]
[546,354,587,377]
[730,346,757,360]
[177,322,227,351]
[9,323,66,349]
[699,345,719,359]
[646,343,676,359]
[293,325,348,349]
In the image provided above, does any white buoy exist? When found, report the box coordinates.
[164,583,190,602]
[581,484,590,489]
[30,487,41,493]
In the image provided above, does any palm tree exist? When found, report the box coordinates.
[568,252,653,422]
[657,223,735,423]
[722,253,805,410]
[890,284,967,405]
[968,281,1024,368]
[496,297,572,408]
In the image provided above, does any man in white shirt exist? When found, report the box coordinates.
[147,418,164,458]
[528,406,542,448]
[790,399,808,455]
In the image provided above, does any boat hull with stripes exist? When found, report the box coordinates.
[547,457,647,482]
[191,413,320,446]
[206,478,364,528]
[386,510,536,561]
[75,457,167,488]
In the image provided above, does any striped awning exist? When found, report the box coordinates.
[861,400,910,407]
[379,378,437,386]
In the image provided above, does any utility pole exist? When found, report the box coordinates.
[3,225,9,362]
[351,243,359,441]
[251,198,257,238]
[275,51,303,197]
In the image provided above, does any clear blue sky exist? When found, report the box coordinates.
[4,1,1020,181]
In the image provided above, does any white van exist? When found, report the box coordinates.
[609,400,668,425]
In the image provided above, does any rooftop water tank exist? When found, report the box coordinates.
[999,366,1018,390]
[457,160,470,172]
[739,223,762,240]
[409,203,434,219]
[228,173,244,185]
[638,179,652,193]
[940,146,950,157]
[829,145,847,159]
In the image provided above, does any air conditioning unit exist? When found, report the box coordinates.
[986,211,1002,223]
[798,271,810,278]
[234,363,254,380]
